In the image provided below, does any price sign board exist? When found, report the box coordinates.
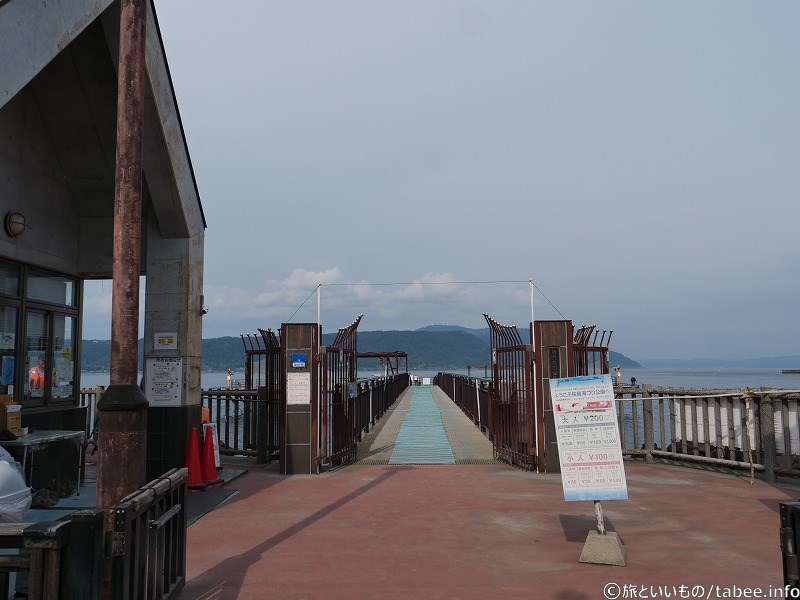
[550,374,628,501]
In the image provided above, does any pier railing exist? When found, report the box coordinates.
[435,373,492,435]
[201,389,265,458]
[111,468,187,600]
[435,374,800,481]
[616,386,800,481]
[355,374,411,440]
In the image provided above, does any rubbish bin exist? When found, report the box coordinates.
[0,459,32,599]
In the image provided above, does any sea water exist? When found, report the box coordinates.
[78,367,800,392]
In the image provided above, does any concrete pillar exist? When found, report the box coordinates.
[141,212,204,480]
[280,323,319,475]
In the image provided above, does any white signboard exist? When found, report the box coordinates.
[286,372,311,405]
[202,422,221,468]
[550,374,628,501]
[146,356,183,406]
[155,333,178,350]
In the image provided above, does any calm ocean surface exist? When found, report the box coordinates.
[78,367,800,392]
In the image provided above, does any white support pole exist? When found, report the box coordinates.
[594,500,606,535]
[317,283,321,330]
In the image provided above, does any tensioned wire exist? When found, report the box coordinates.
[285,279,566,322]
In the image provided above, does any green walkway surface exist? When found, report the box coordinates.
[389,387,456,465]
[353,385,494,465]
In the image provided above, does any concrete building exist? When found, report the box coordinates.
[0,0,205,479]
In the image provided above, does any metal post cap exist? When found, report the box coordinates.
[97,384,149,411]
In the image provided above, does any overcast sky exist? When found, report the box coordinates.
[83,1,800,360]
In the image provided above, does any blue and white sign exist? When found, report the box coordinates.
[550,374,628,501]
[291,354,307,369]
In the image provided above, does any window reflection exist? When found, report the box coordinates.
[25,312,49,405]
[0,306,16,396]
[52,315,75,400]
[0,263,19,297]
[26,273,75,307]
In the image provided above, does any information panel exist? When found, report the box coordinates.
[145,356,183,406]
[550,374,628,501]
[286,372,311,405]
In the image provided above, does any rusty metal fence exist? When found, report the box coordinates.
[202,329,282,462]
[572,324,611,376]
[320,316,361,465]
[201,389,260,457]
[434,372,491,435]
[353,374,411,441]
[484,314,536,469]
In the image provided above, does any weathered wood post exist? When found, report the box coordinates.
[643,390,655,463]
[759,394,777,483]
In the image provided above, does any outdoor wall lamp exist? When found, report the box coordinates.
[4,212,28,237]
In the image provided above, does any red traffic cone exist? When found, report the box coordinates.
[185,427,203,488]
[201,425,220,483]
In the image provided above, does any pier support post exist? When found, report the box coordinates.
[760,395,777,483]
[98,0,148,596]
[643,392,655,463]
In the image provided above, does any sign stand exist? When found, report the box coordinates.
[578,500,626,566]
[550,374,628,567]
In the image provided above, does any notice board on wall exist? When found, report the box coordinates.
[146,357,183,407]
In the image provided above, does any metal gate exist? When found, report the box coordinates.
[255,328,283,463]
[484,314,536,469]
[320,315,361,465]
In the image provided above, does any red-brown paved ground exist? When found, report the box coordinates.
[181,461,796,599]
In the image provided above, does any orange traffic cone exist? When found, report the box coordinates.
[185,427,203,488]
[201,425,220,483]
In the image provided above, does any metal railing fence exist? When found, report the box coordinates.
[354,374,411,441]
[435,375,800,481]
[111,468,187,600]
[200,389,262,457]
[434,373,491,434]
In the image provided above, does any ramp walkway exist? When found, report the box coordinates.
[353,384,494,465]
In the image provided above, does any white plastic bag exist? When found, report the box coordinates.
[0,460,31,523]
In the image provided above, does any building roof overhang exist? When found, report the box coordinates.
[0,0,206,245]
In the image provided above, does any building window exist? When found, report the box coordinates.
[0,263,19,298]
[0,306,17,396]
[26,272,75,307]
[51,315,76,402]
[24,312,49,407]
[0,262,80,410]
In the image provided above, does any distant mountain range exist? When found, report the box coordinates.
[80,324,642,371]
[636,356,800,369]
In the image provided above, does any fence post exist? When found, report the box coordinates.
[643,392,654,463]
[257,386,269,464]
[68,509,104,600]
[760,394,777,483]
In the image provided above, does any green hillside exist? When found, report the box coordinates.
[80,329,640,371]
